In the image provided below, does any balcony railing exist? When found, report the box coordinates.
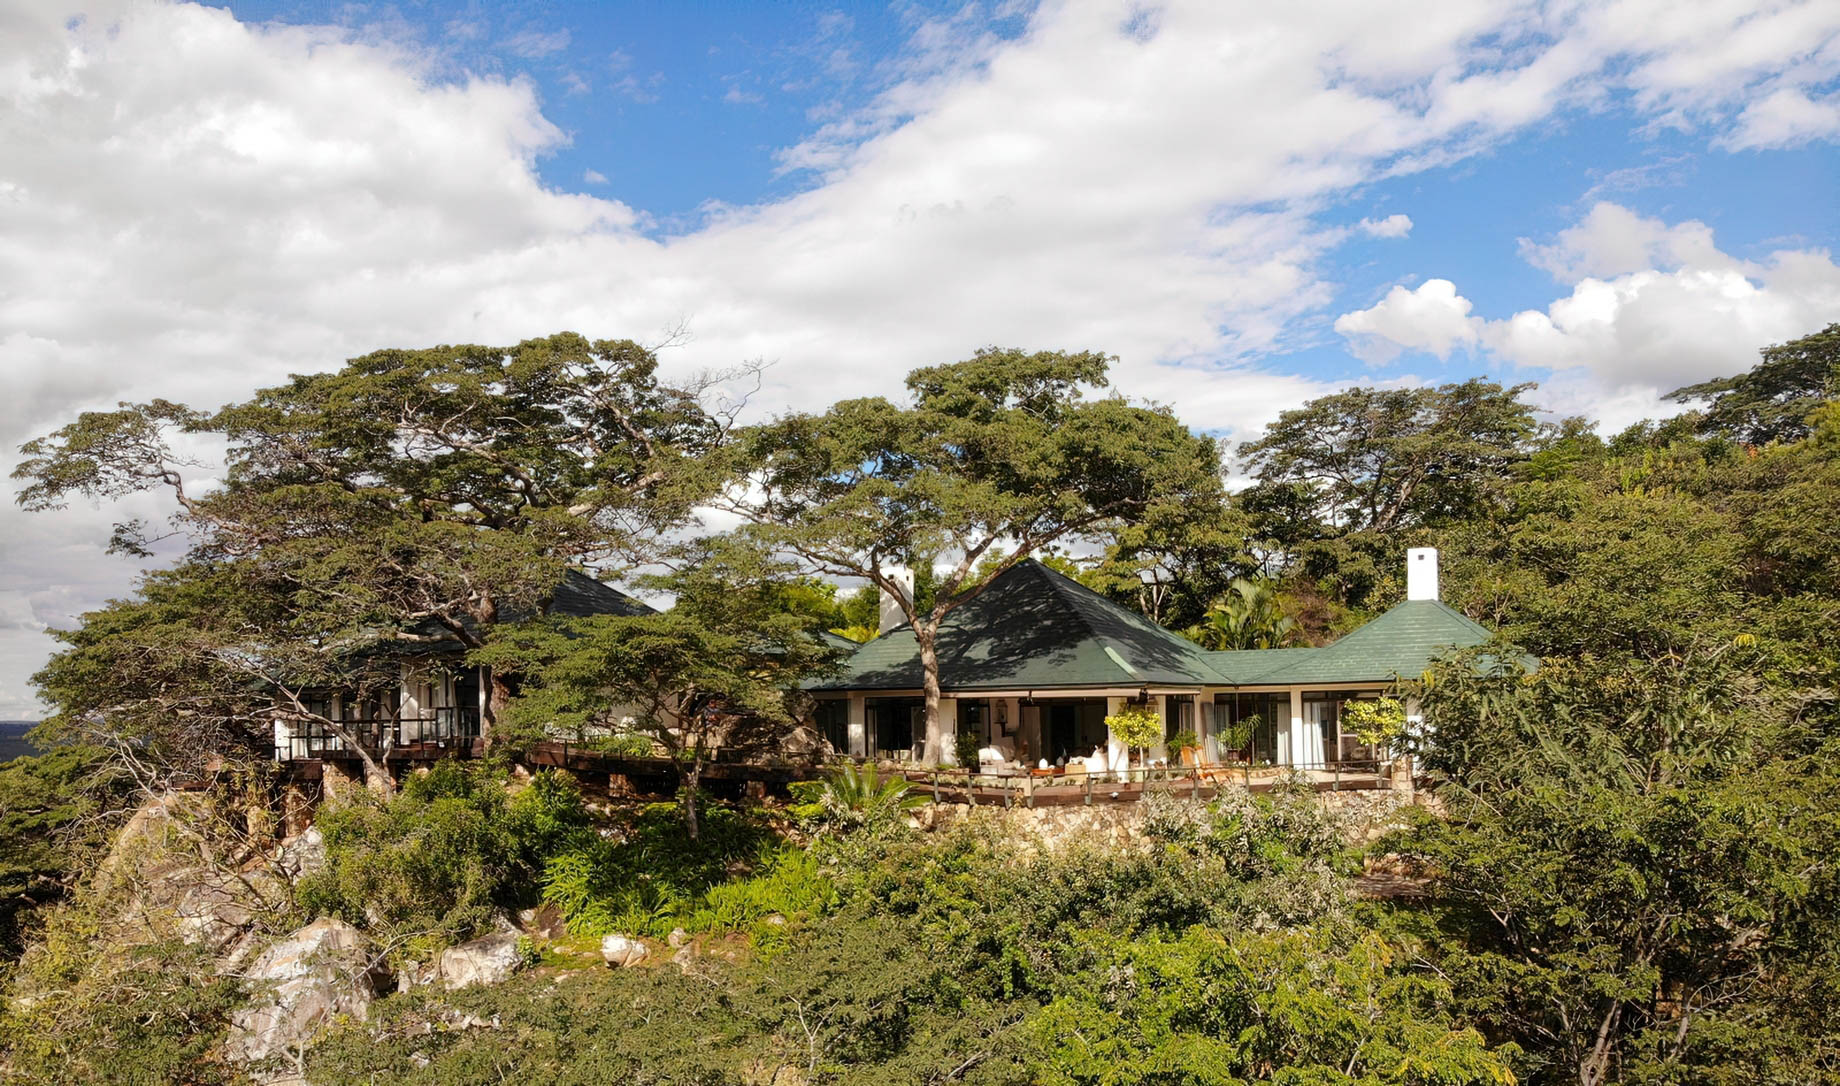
[277,705,482,761]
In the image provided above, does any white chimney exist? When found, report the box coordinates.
[878,566,914,634]
[1406,547,1439,602]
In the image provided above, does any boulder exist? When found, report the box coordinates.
[516,902,567,939]
[666,927,690,949]
[225,918,384,1065]
[600,933,647,968]
[436,932,526,990]
[275,826,326,881]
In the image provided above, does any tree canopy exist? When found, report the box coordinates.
[15,333,740,786]
[726,347,1227,763]
[1667,322,1840,445]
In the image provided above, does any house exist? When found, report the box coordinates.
[273,570,655,761]
[806,548,1505,769]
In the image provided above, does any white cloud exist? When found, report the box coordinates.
[1335,280,1480,363]
[504,27,570,59]
[1725,86,1840,149]
[583,168,608,185]
[1335,203,1840,407]
[1358,214,1414,239]
[1,0,1837,713]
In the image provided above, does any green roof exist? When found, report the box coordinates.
[1208,600,1497,685]
[809,559,1222,692]
[815,562,1518,693]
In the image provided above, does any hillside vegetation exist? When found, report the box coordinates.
[2,326,1837,1083]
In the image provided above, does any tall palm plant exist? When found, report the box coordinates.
[1184,577,1297,651]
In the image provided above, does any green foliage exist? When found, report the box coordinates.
[536,802,823,939]
[813,762,927,832]
[953,727,983,769]
[1030,927,1516,1086]
[1668,322,1840,445]
[296,763,592,958]
[1393,640,1840,1083]
[1183,575,1298,649]
[1,931,244,1085]
[1102,703,1160,756]
[0,744,131,955]
[1341,695,1407,748]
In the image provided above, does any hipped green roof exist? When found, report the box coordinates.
[808,559,1223,692]
[1205,600,1497,686]
[815,562,1517,693]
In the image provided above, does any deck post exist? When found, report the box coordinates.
[1084,773,1093,807]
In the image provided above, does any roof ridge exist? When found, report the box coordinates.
[1023,559,1223,682]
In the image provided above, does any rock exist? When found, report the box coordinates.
[225,918,384,1065]
[276,826,326,881]
[762,914,786,927]
[666,927,689,949]
[671,942,697,971]
[517,902,567,939]
[600,933,647,968]
[436,932,526,990]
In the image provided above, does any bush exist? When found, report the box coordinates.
[295,763,592,958]
[539,803,805,938]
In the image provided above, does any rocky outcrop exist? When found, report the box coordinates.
[225,918,385,1066]
[436,932,527,990]
[600,933,647,967]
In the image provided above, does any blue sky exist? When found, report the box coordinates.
[213,0,1840,400]
[1,0,1838,715]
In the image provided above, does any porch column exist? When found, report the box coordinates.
[937,697,959,764]
[846,694,867,759]
[1285,687,1305,767]
[1104,696,1127,774]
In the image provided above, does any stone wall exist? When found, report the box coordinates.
[911,782,1431,849]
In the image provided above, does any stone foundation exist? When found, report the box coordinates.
[911,782,1432,849]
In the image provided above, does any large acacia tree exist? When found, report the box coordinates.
[725,348,1227,764]
[16,333,739,787]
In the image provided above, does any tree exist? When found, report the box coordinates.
[15,333,738,788]
[474,555,837,838]
[1667,323,1840,445]
[1182,576,1297,650]
[1400,641,1840,1085]
[1239,378,1538,537]
[727,348,1226,764]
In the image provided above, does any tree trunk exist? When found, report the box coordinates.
[483,667,514,749]
[681,757,703,841]
[917,626,949,765]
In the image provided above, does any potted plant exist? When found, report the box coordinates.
[1103,702,1161,782]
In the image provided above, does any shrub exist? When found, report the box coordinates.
[295,764,591,957]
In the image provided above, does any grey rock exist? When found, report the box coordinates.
[600,933,647,968]
[436,932,526,990]
[666,927,689,949]
[225,917,383,1064]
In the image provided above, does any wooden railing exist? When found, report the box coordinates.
[894,758,1399,807]
[278,706,482,761]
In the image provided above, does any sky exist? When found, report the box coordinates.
[1,0,1837,718]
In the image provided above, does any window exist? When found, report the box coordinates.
[814,699,850,753]
[866,697,922,758]
[1163,695,1195,743]
[958,699,990,747]
[1213,693,1287,762]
